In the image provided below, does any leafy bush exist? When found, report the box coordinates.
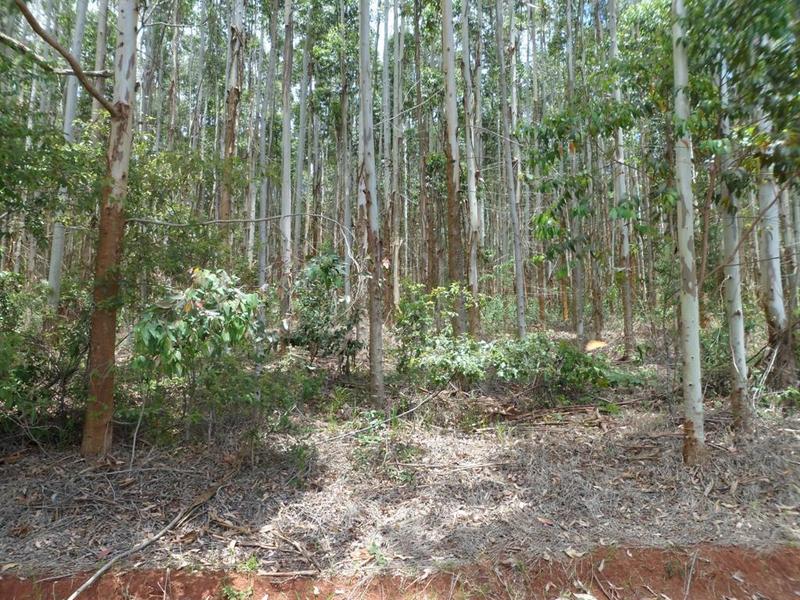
[395,283,435,372]
[408,331,635,403]
[133,268,262,377]
[290,252,360,366]
[0,273,90,441]
[131,269,264,437]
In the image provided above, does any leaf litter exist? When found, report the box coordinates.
[0,400,798,579]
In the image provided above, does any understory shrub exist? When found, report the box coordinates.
[290,252,361,367]
[409,331,636,403]
[0,273,90,443]
[130,268,266,438]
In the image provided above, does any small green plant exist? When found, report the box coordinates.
[130,269,264,438]
[367,541,388,566]
[221,583,253,600]
[237,555,259,573]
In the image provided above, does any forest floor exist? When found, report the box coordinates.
[1,341,799,599]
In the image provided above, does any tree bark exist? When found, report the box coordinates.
[413,0,436,293]
[609,0,634,357]
[672,0,705,465]
[462,0,481,337]
[81,0,137,458]
[719,65,751,432]
[220,0,245,223]
[756,110,797,389]
[442,0,466,336]
[359,0,385,403]
[390,0,403,309]
[495,0,526,338]
[280,0,294,318]
[47,0,89,310]
[293,35,311,264]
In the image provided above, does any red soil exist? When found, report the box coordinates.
[2,545,798,599]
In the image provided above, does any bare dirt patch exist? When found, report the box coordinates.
[2,545,799,599]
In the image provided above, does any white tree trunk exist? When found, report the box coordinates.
[461,0,480,336]
[672,0,705,464]
[756,109,796,387]
[359,0,385,402]
[390,0,403,308]
[719,62,751,432]
[280,0,294,317]
[293,36,311,263]
[609,0,634,357]
[495,0,526,338]
[258,0,279,289]
[90,0,109,121]
[48,0,89,309]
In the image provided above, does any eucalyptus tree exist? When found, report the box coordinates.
[461,0,480,336]
[220,0,245,223]
[672,0,705,465]
[495,0,526,339]
[258,0,279,290]
[608,0,634,358]
[47,0,88,310]
[359,0,385,402]
[390,0,403,309]
[280,0,294,317]
[442,0,466,336]
[292,34,311,264]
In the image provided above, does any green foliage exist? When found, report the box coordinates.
[221,583,253,600]
[129,269,267,439]
[407,332,637,404]
[0,273,90,441]
[133,268,262,378]
[290,252,360,364]
[395,283,435,372]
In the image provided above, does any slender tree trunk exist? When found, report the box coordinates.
[166,0,180,149]
[390,0,403,309]
[756,110,797,388]
[496,0,526,338]
[413,0,436,293]
[672,0,705,465]
[293,36,311,264]
[566,0,585,348]
[359,0,385,402]
[90,0,109,121]
[442,0,466,335]
[258,0,279,289]
[48,0,89,310]
[381,0,391,205]
[220,0,245,223]
[280,0,294,318]
[719,65,751,432]
[609,0,634,357]
[81,0,137,458]
[462,0,481,337]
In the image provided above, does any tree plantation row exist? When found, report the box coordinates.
[0,0,797,466]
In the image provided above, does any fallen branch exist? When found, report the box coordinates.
[64,464,241,600]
